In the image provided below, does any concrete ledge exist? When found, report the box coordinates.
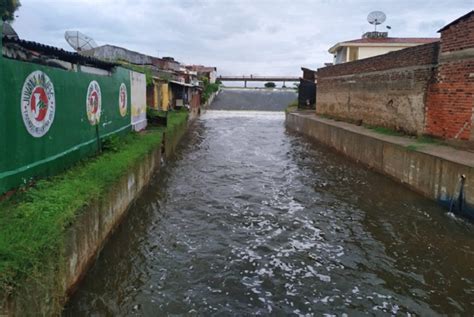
[286,112,474,219]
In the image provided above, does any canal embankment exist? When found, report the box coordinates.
[286,112,474,219]
[0,112,189,316]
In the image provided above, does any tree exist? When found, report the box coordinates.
[264,82,276,88]
[1,0,21,22]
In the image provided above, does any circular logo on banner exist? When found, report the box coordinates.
[119,83,127,117]
[21,71,56,138]
[86,81,102,125]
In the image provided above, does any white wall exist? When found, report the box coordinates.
[358,46,409,60]
[209,71,217,84]
[333,47,347,64]
[131,71,147,131]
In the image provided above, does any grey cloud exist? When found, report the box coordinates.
[11,0,474,76]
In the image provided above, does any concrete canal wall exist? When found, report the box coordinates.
[286,112,474,219]
[1,119,189,316]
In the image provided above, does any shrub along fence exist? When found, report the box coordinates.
[0,36,134,194]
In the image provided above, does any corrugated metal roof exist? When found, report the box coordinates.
[169,80,198,88]
[2,36,117,69]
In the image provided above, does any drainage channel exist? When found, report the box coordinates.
[64,111,474,316]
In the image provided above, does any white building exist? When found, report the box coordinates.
[329,32,439,64]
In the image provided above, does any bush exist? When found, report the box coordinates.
[201,77,220,104]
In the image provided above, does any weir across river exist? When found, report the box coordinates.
[64,110,474,315]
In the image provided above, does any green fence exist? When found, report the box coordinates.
[0,36,132,194]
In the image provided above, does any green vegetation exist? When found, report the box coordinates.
[417,135,445,146]
[201,77,220,104]
[117,61,154,86]
[365,125,446,152]
[0,112,188,292]
[264,82,276,88]
[147,107,167,120]
[1,0,21,22]
[368,126,405,137]
[285,100,298,114]
[406,144,421,152]
[405,135,446,152]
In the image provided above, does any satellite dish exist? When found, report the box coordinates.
[64,31,97,52]
[367,11,386,31]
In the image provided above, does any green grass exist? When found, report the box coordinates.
[0,112,187,292]
[147,108,168,119]
[416,135,445,145]
[368,126,405,137]
[406,144,421,152]
[285,100,298,114]
[405,135,446,152]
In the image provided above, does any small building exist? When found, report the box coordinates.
[185,65,217,84]
[81,45,202,114]
[147,78,170,111]
[298,67,317,109]
[329,32,439,64]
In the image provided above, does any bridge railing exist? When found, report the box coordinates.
[218,75,299,81]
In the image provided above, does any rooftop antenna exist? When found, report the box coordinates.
[64,31,98,52]
[367,11,386,32]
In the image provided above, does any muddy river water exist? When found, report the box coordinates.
[64,111,474,316]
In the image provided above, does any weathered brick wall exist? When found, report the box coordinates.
[425,12,474,140]
[439,12,474,53]
[318,42,439,77]
[316,42,439,135]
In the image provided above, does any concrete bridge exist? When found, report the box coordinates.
[218,75,299,88]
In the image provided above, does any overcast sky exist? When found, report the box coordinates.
[10,0,473,76]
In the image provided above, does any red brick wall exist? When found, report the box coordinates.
[316,43,439,135]
[439,11,474,52]
[316,11,474,140]
[425,12,474,140]
[318,42,439,78]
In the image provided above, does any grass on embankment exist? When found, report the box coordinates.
[0,111,187,292]
[285,100,298,114]
[365,126,446,150]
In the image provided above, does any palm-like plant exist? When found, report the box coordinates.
[1,0,21,22]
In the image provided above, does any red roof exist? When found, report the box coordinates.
[344,37,439,44]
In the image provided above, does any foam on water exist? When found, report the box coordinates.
[65,111,474,316]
